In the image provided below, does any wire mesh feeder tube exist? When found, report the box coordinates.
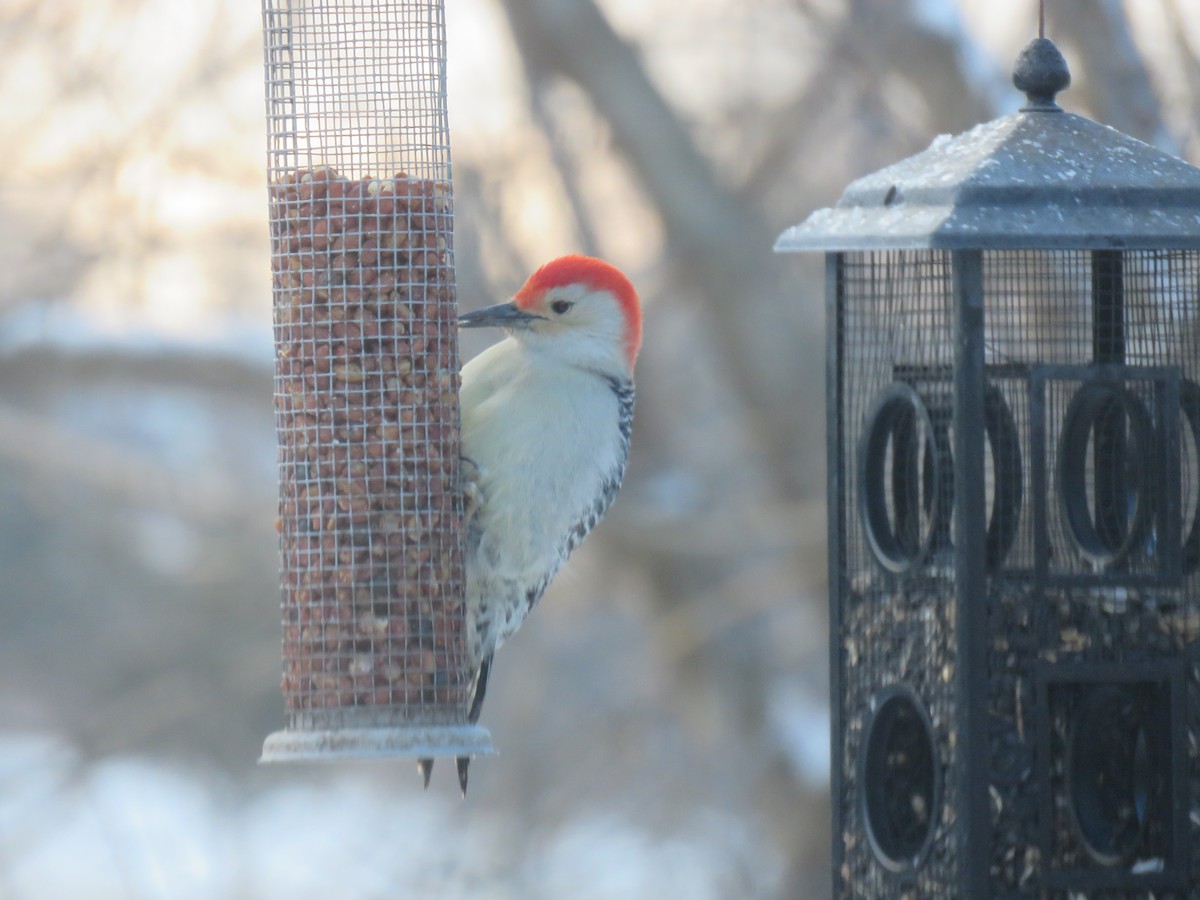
[259,0,492,763]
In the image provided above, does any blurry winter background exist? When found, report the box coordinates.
[2,0,1199,897]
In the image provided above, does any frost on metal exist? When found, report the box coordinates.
[259,0,491,761]
[776,111,1200,252]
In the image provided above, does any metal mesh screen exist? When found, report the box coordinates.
[982,249,1200,894]
[837,250,961,896]
[261,0,468,739]
[984,250,1200,592]
[835,248,1200,895]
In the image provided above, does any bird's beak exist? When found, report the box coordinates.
[457,301,543,330]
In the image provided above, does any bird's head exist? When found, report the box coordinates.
[458,255,642,379]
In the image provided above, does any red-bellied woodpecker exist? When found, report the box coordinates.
[418,255,642,795]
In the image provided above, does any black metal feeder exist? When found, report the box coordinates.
[776,37,1200,898]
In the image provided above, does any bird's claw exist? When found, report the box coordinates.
[457,756,471,797]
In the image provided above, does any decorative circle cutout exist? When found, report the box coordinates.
[1066,685,1161,867]
[858,384,941,574]
[1180,380,1200,575]
[860,686,941,873]
[1056,383,1154,567]
[984,384,1023,569]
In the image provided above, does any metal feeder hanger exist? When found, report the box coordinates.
[259,0,493,768]
[777,33,1200,899]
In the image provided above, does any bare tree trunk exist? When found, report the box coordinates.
[498,0,823,497]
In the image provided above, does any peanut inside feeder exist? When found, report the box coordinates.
[274,166,463,708]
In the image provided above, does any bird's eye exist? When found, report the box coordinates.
[550,299,572,315]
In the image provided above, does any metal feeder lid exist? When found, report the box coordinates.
[775,38,1200,253]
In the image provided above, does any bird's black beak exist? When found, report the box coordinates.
[457,301,543,330]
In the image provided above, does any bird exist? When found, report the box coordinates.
[417,254,642,796]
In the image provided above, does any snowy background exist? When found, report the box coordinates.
[3,0,1199,896]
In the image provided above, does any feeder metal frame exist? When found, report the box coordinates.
[779,37,1200,898]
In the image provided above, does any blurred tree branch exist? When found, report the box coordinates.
[0,401,249,523]
[0,349,270,523]
[742,0,992,209]
[526,76,603,257]
[844,0,999,129]
[498,0,823,495]
[1049,0,1169,148]
[1162,0,1200,158]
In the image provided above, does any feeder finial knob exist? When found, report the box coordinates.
[1013,37,1070,111]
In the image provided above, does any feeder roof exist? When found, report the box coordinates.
[776,46,1200,253]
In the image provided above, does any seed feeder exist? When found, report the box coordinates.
[258,0,493,767]
[776,32,1200,898]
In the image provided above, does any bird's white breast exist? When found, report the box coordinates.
[460,338,625,584]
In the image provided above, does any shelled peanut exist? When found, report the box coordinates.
[268,166,467,718]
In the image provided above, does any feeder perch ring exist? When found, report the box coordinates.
[1179,379,1200,575]
[1065,684,1159,867]
[859,684,942,874]
[983,383,1023,571]
[1056,381,1154,568]
[858,383,942,575]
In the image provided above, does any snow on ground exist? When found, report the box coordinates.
[0,732,782,899]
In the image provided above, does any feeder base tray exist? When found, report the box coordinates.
[259,724,494,763]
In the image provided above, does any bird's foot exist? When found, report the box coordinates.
[456,756,471,797]
[417,757,433,789]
